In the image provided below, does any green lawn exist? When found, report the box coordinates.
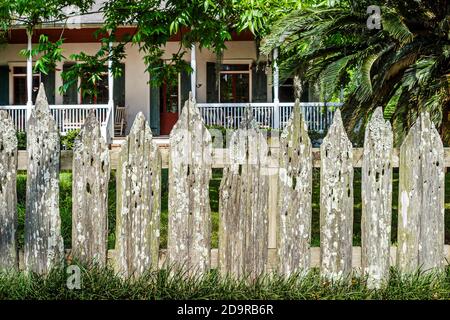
[16,169,450,250]
[0,265,449,300]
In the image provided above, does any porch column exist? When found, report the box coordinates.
[273,47,280,129]
[26,30,33,119]
[108,40,114,139]
[190,43,196,101]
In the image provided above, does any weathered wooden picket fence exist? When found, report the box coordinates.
[0,84,449,289]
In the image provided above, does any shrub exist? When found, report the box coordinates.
[16,132,27,150]
[15,129,81,150]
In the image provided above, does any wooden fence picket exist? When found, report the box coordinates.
[115,112,161,277]
[24,84,64,274]
[219,107,269,278]
[0,111,18,271]
[361,107,393,288]
[277,100,312,276]
[320,109,353,281]
[398,112,445,273]
[1,84,449,283]
[72,111,110,266]
[167,98,212,274]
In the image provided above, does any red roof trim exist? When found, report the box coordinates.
[7,27,255,44]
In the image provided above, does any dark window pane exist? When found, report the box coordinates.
[220,64,249,72]
[13,74,41,104]
[32,75,40,103]
[13,77,26,104]
[220,73,249,103]
[160,79,179,113]
[81,74,109,104]
[13,67,26,74]
[235,74,249,102]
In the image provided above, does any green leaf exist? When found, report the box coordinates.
[382,10,414,45]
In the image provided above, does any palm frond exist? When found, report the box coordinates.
[318,54,355,98]
[381,9,414,45]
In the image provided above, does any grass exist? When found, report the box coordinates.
[15,169,450,250]
[0,265,450,300]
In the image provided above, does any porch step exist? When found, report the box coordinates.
[153,135,170,147]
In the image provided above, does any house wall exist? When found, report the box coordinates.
[0,40,270,134]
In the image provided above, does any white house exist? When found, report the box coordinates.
[0,2,340,139]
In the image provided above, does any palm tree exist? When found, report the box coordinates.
[261,0,449,145]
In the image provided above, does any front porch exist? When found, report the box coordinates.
[197,102,342,132]
[1,30,343,140]
[1,103,113,141]
[1,100,342,143]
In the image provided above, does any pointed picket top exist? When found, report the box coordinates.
[326,108,344,135]
[27,83,57,136]
[280,99,307,140]
[320,107,353,281]
[239,105,259,130]
[227,105,268,171]
[82,110,101,134]
[34,83,51,114]
[129,111,153,139]
[420,111,441,141]
[362,107,393,289]
[188,91,196,105]
[171,96,206,138]
[278,99,312,276]
[366,107,387,132]
[74,110,103,149]
[398,111,445,273]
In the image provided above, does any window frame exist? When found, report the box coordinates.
[160,59,182,115]
[8,62,41,105]
[218,60,252,103]
[159,73,181,115]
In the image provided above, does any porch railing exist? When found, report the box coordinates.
[0,104,111,141]
[197,102,343,132]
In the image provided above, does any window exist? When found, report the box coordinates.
[279,77,309,102]
[279,78,294,103]
[219,64,250,103]
[81,73,109,104]
[12,66,40,105]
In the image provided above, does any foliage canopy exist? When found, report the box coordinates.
[262,0,450,144]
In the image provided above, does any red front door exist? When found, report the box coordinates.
[160,81,179,135]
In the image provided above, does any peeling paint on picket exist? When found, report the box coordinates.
[219,107,269,279]
[361,107,393,288]
[320,109,353,281]
[167,98,212,275]
[72,112,110,266]
[0,111,18,271]
[398,112,445,273]
[277,100,312,276]
[24,84,64,274]
[115,112,161,277]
